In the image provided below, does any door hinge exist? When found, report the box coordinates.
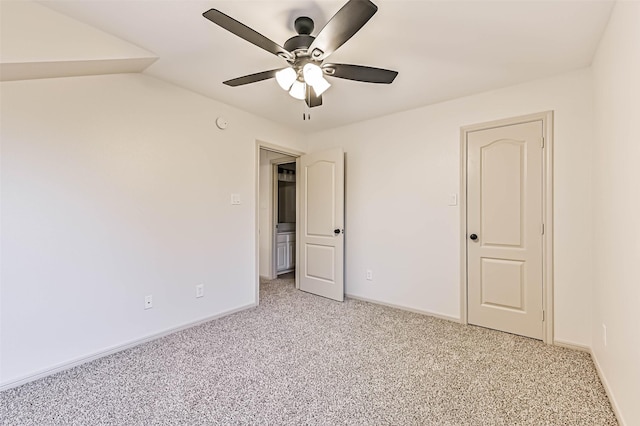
[540,136,545,148]
[542,310,545,321]
[541,223,545,235]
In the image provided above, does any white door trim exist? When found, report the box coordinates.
[255,141,304,305]
[459,111,554,343]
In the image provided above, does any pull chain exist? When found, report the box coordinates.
[302,104,310,121]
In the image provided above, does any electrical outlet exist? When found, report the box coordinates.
[196,284,204,298]
[366,269,373,281]
[144,295,153,310]
[602,324,607,346]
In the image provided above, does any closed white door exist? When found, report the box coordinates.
[297,148,345,301]
[467,120,543,339]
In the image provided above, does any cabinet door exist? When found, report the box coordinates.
[276,243,287,272]
[288,241,295,269]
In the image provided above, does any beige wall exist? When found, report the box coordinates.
[307,68,594,346]
[591,2,640,424]
[0,73,304,386]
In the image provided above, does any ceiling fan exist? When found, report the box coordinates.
[202,0,398,109]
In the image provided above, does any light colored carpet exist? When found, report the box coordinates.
[1,274,617,425]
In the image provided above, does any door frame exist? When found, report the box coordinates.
[255,141,304,305]
[459,111,554,344]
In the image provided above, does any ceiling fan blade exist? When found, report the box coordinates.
[323,63,398,84]
[308,0,378,61]
[306,86,323,108]
[223,69,284,87]
[203,9,293,61]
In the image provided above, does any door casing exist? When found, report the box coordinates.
[459,111,554,344]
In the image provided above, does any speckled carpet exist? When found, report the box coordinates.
[1,274,617,425]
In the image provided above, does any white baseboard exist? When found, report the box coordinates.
[345,293,460,323]
[553,339,590,352]
[0,302,256,392]
[590,349,627,426]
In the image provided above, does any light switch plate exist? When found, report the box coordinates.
[231,194,241,205]
[448,193,458,206]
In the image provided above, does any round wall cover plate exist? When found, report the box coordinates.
[216,117,228,130]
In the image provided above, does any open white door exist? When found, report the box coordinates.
[297,148,344,301]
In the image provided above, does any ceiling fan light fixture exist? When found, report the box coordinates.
[204,0,398,109]
[289,81,307,100]
[276,67,297,91]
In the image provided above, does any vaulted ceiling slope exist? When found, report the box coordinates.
[5,1,614,133]
[0,1,157,81]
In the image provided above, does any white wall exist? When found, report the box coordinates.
[0,73,303,386]
[307,68,594,346]
[591,2,640,425]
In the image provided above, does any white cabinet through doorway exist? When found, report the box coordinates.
[276,232,295,274]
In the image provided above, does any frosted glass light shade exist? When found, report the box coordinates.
[302,63,323,86]
[311,76,331,96]
[303,63,331,96]
[275,67,296,90]
[289,81,306,100]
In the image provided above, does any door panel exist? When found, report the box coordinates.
[467,120,543,339]
[306,244,335,281]
[306,162,335,236]
[298,148,344,301]
[481,258,525,310]
[481,141,524,247]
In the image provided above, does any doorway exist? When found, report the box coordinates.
[460,112,554,343]
[274,162,297,276]
[257,145,299,285]
[256,143,346,305]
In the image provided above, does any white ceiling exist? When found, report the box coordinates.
[40,0,614,133]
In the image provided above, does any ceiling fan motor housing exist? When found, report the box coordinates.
[284,17,316,54]
[284,34,316,53]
